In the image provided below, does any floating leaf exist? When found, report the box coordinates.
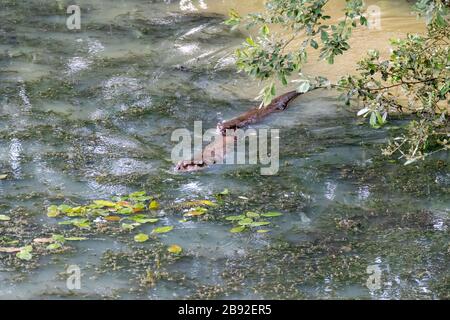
[105,216,121,222]
[167,244,182,254]
[116,201,131,207]
[121,223,140,231]
[230,226,246,233]
[129,191,151,202]
[246,211,260,218]
[58,219,90,229]
[182,200,217,207]
[16,246,33,261]
[225,215,245,221]
[184,207,208,217]
[58,204,72,213]
[149,200,160,210]
[0,215,11,221]
[66,206,86,217]
[117,207,134,215]
[238,218,254,226]
[261,212,283,217]
[152,226,173,234]
[129,215,159,224]
[129,191,146,198]
[51,234,66,243]
[257,229,270,233]
[132,203,146,213]
[93,200,116,208]
[47,205,60,218]
[134,233,149,243]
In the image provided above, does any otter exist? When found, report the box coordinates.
[175,90,302,172]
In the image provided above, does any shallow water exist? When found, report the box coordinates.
[0,0,449,299]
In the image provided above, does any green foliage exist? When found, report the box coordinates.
[226,0,449,163]
[225,211,283,233]
[339,1,449,163]
[226,0,366,105]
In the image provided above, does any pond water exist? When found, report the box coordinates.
[0,0,449,299]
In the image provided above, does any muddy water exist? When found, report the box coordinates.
[0,0,448,299]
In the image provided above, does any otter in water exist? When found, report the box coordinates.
[174,90,302,172]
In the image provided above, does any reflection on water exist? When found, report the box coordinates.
[0,0,448,300]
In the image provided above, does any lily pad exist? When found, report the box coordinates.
[134,233,149,243]
[16,246,33,261]
[93,200,116,207]
[167,244,182,254]
[152,226,173,234]
[184,207,208,217]
[149,200,160,210]
[230,226,246,233]
[261,211,283,217]
[238,218,254,226]
[47,205,60,218]
[249,221,271,227]
[246,211,260,218]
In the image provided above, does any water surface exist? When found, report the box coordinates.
[0,0,448,299]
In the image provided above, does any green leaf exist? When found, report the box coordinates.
[249,221,271,227]
[152,226,174,234]
[261,212,283,217]
[129,215,159,224]
[134,233,149,243]
[121,223,140,231]
[257,229,270,233]
[93,200,116,207]
[310,39,318,49]
[230,226,246,233]
[117,207,134,215]
[246,211,260,218]
[16,246,33,261]
[184,207,208,217]
[296,80,310,93]
[238,218,254,226]
[262,25,269,36]
[52,234,66,243]
[47,205,60,218]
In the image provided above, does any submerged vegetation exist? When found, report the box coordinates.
[225,0,449,163]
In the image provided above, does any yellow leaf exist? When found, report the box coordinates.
[149,200,160,210]
[167,244,182,254]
